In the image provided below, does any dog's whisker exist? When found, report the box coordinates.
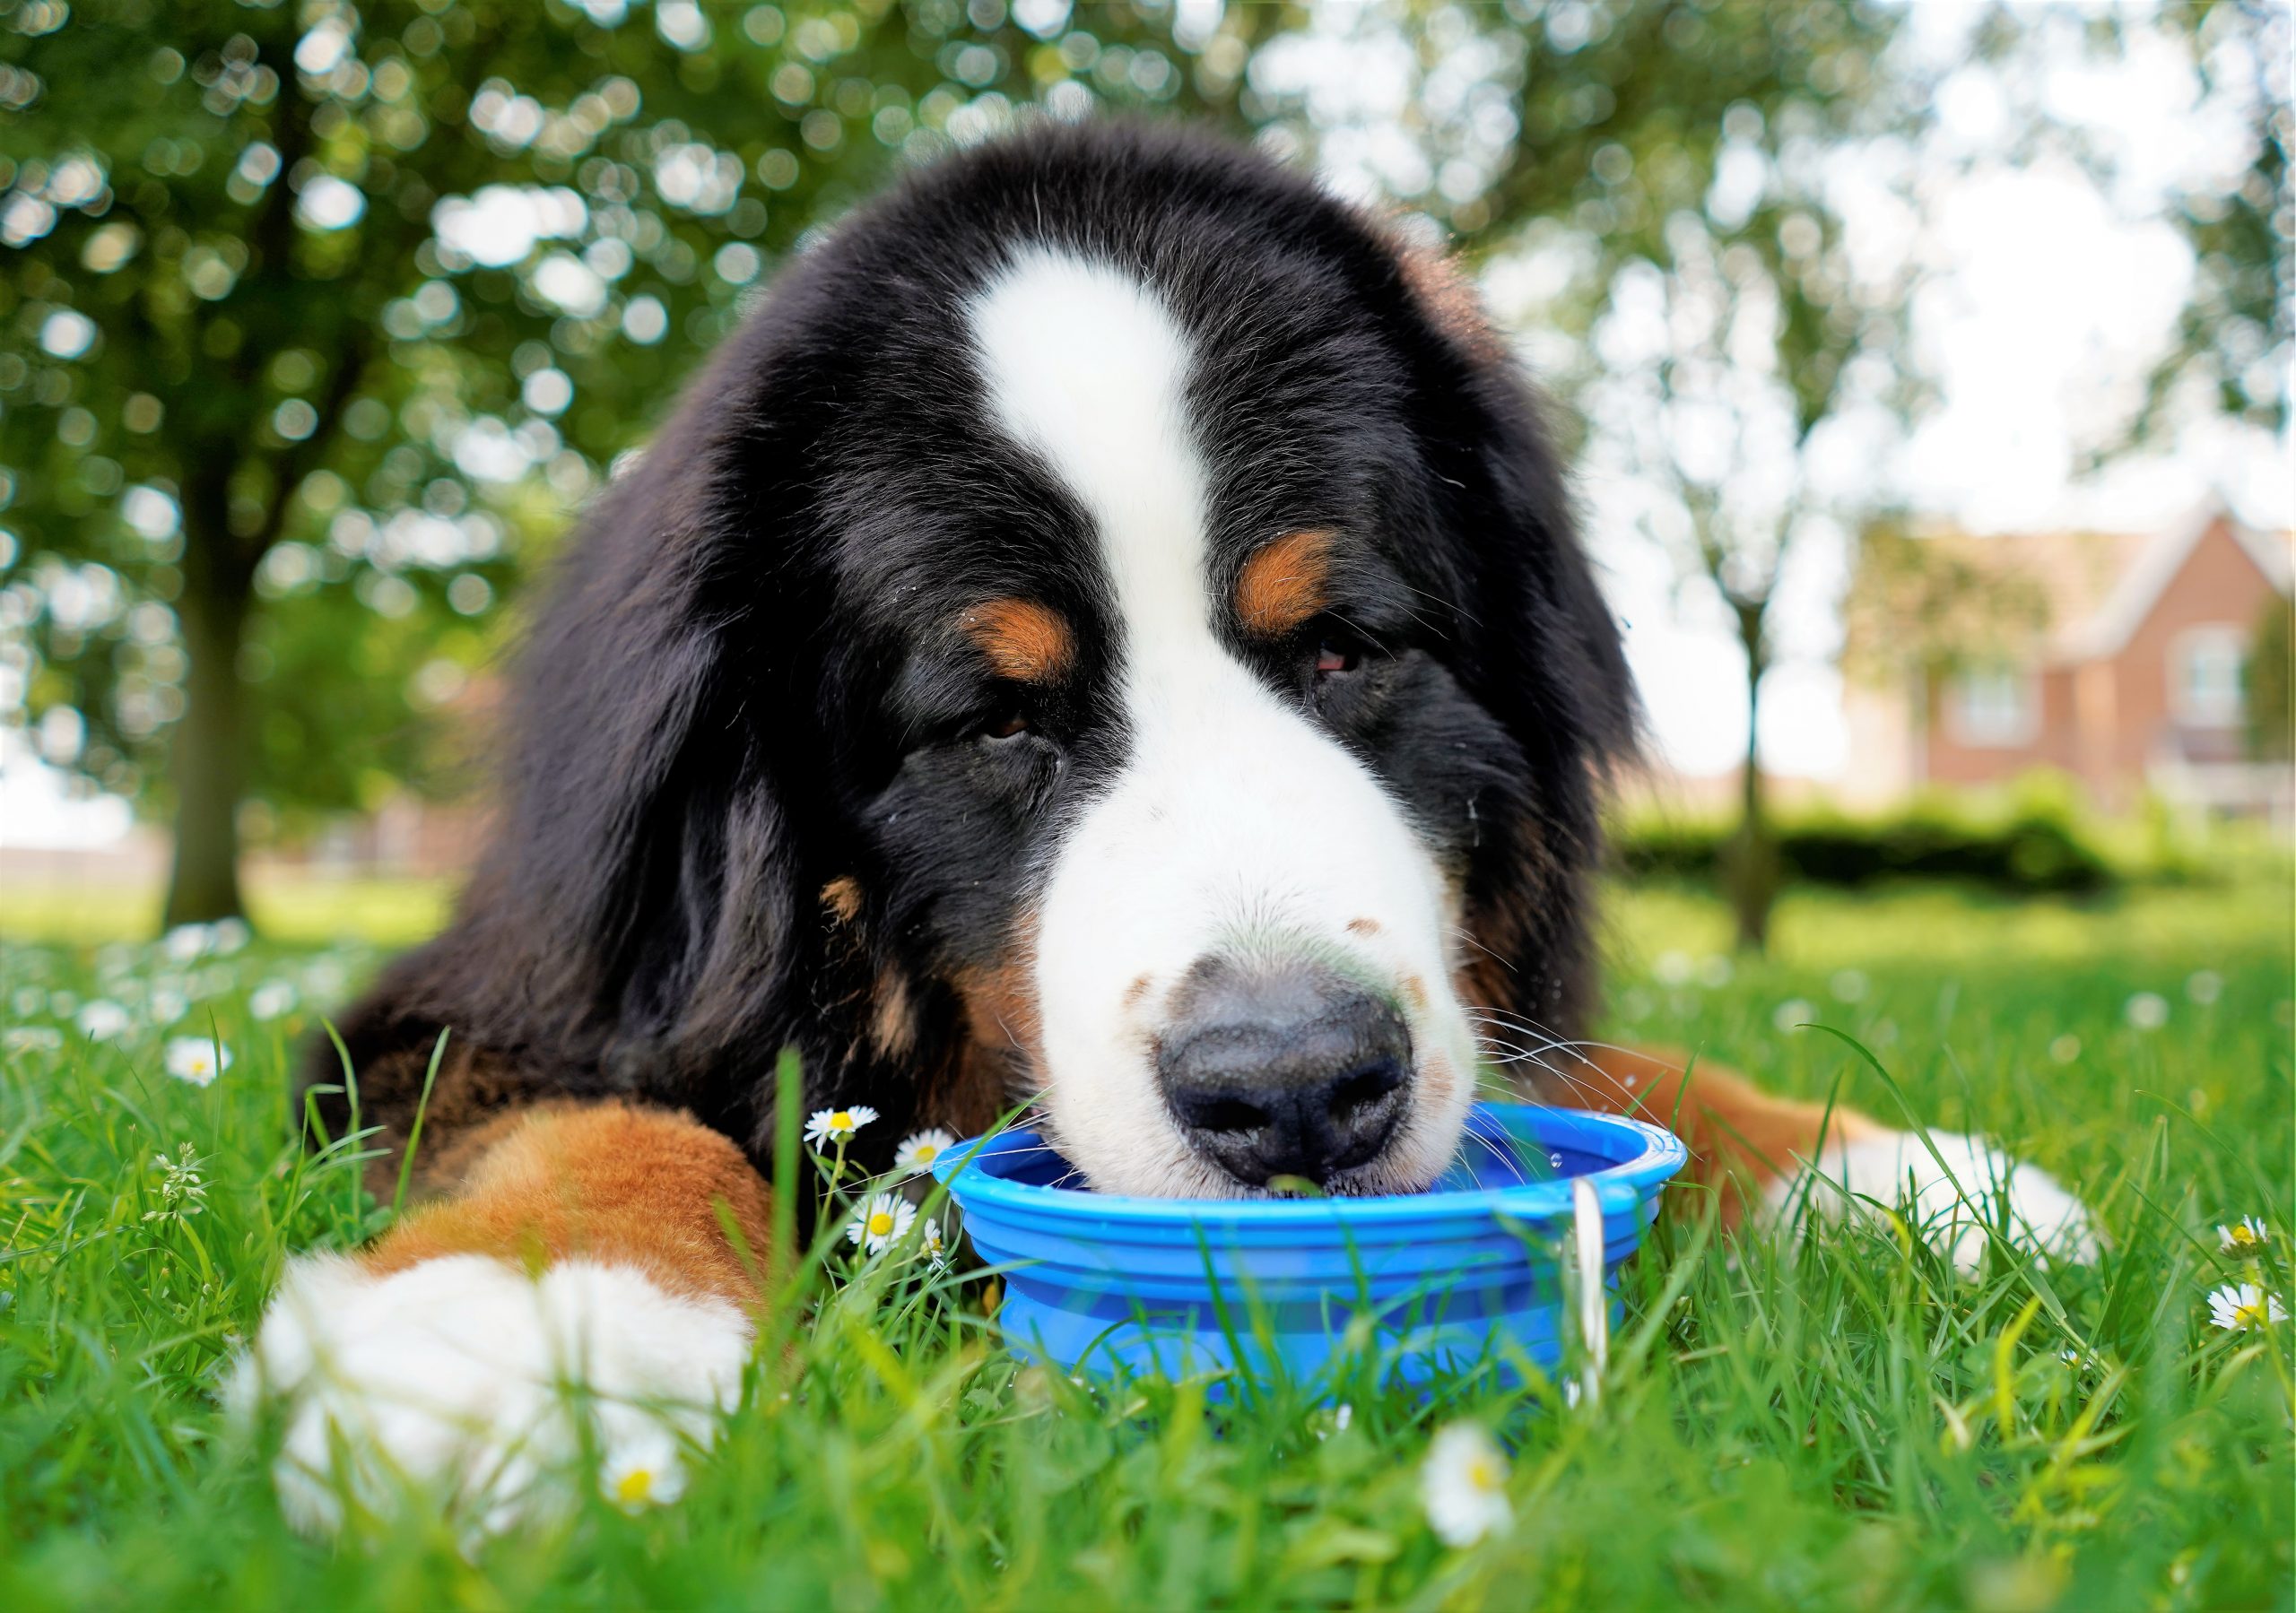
[1454,1125,1529,1183]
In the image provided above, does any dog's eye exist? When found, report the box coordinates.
[979,707,1031,741]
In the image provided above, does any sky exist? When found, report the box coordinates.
[3,2,2288,848]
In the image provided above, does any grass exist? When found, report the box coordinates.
[2,876,2291,1609]
[0,873,452,950]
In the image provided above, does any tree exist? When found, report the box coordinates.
[1438,2,1911,951]
[1,0,1267,926]
[2119,1,2290,456]
[1841,520,2052,693]
[1579,177,1923,951]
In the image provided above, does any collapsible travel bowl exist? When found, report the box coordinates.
[930,1103,1687,1386]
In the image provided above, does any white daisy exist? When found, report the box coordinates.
[2219,1216,2269,1255]
[75,999,131,1040]
[893,1127,957,1175]
[2186,969,2222,1006]
[1772,999,1816,1035]
[161,923,213,962]
[918,1216,950,1268]
[1421,1422,1511,1548]
[163,1036,230,1086]
[847,1192,915,1254]
[4,1027,62,1054]
[601,1446,687,1512]
[2124,992,2169,1031]
[804,1105,878,1148]
[211,917,251,954]
[248,980,299,1021]
[2206,1281,2287,1332]
[301,957,349,1000]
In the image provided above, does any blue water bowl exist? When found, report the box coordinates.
[931,1103,1688,1387]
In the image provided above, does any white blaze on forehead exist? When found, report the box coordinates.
[967,247,1473,1197]
[967,249,1213,690]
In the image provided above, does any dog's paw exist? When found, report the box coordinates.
[223,1253,752,1539]
[1764,1128,2099,1276]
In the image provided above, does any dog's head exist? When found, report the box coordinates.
[436,124,1635,1196]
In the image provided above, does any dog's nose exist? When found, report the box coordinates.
[1155,957,1412,1188]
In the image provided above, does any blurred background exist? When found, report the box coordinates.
[1,0,2288,956]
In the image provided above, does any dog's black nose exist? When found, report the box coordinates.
[1156,957,1412,1188]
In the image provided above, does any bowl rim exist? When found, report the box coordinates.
[930,1102,1688,1227]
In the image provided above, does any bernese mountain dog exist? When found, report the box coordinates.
[228,120,2093,1534]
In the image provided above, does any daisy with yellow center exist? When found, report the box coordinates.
[1421,1422,1511,1547]
[601,1449,686,1513]
[2219,1216,2269,1254]
[918,1216,950,1268]
[162,1036,230,1087]
[2207,1280,2287,1332]
[804,1104,878,1148]
[848,1192,916,1254]
[894,1127,957,1175]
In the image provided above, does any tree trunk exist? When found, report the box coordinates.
[1725,595,1779,953]
[162,489,254,929]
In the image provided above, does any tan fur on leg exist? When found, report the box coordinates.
[365,1100,776,1308]
[1533,1045,1885,1225]
[1540,1046,2096,1270]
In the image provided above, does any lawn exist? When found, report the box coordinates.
[2,877,2290,1610]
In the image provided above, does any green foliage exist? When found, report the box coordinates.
[0,0,1255,870]
[2126,2,2291,447]
[2246,590,2292,761]
[1616,783,2147,898]
[3,883,2291,1605]
[1843,521,2056,688]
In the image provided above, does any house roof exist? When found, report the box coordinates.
[2059,508,2293,661]
[1870,508,2292,668]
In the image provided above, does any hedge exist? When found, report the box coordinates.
[1613,798,2117,895]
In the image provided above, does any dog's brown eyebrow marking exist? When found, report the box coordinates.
[820,876,863,925]
[959,598,1074,683]
[1235,529,1335,637]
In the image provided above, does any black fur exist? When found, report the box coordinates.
[309,120,1637,1180]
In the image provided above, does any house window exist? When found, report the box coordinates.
[1949,664,2038,748]
[2171,627,2246,727]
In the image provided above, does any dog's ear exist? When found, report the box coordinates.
[1383,238,1641,1036]
[1388,239,1639,762]
[392,315,854,1131]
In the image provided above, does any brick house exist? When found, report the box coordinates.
[1845,509,2292,820]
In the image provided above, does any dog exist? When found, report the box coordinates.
[229,121,2094,1534]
